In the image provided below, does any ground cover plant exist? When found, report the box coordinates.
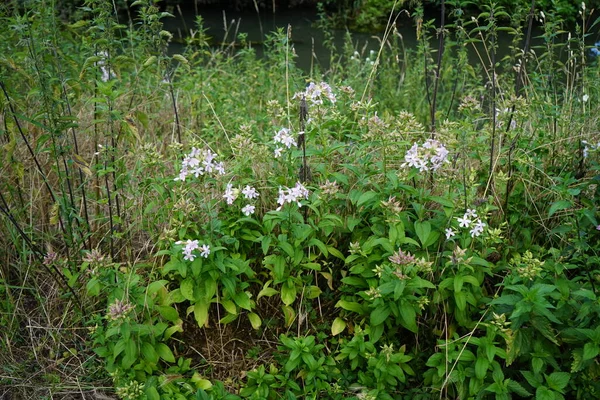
[1,0,600,399]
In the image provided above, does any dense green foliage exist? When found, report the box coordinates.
[2,0,600,399]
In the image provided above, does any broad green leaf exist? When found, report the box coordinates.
[455,291,467,311]
[370,305,391,326]
[167,288,186,304]
[475,357,489,380]
[506,379,532,397]
[248,312,262,330]
[454,275,464,293]
[356,191,378,207]
[146,386,160,400]
[281,280,297,306]
[335,300,364,314]
[548,200,571,218]
[194,299,209,327]
[234,292,252,311]
[545,372,570,393]
[157,306,179,322]
[86,277,100,296]
[156,343,175,363]
[257,286,279,300]
[583,342,599,361]
[141,342,159,364]
[414,221,431,248]
[331,317,346,336]
[220,299,237,315]
[399,303,417,333]
[535,386,555,400]
[305,285,322,299]
[180,278,195,301]
[278,241,295,258]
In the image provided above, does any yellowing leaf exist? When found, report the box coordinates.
[248,312,262,330]
[331,317,346,336]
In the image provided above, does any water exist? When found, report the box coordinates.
[161,4,407,72]
[161,4,599,74]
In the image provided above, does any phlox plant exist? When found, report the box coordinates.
[4,0,600,399]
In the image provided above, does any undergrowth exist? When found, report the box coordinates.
[1,0,600,399]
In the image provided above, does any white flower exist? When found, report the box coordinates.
[301,82,336,105]
[465,209,478,218]
[199,244,210,258]
[274,147,283,158]
[457,216,472,228]
[402,140,449,172]
[242,185,259,199]
[176,239,200,262]
[242,204,256,216]
[175,147,223,181]
[276,182,310,209]
[445,228,456,240]
[583,94,589,102]
[223,184,238,205]
[469,219,486,237]
[215,162,225,175]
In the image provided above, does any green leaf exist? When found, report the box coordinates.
[156,343,175,363]
[475,357,489,380]
[370,305,391,326]
[521,371,541,389]
[331,317,346,336]
[281,280,297,306]
[545,372,570,393]
[248,312,262,330]
[305,285,322,299]
[278,240,295,258]
[414,221,431,248]
[180,278,195,301]
[220,299,237,315]
[535,386,556,400]
[582,342,599,361]
[86,277,100,296]
[356,191,378,207]
[194,299,209,327]
[157,306,179,322]
[146,386,160,400]
[335,300,364,314]
[306,238,328,256]
[454,291,467,311]
[506,379,532,397]
[141,342,159,364]
[234,292,252,311]
[257,286,279,300]
[548,200,571,218]
[399,303,418,333]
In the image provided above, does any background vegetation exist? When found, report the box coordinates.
[1,0,600,399]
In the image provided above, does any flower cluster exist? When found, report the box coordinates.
[511,250,544,280]
[174,147,225,182]
[389,249,416,265]
[107,298,135,321]
[402,139,449,172]
[447,209,486,239]
[273,127,295,158]
[175,239,210,262]
[277,182,310,209]
[223,183,259,216]
[294,81,336,105]
[115,380,145,400]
